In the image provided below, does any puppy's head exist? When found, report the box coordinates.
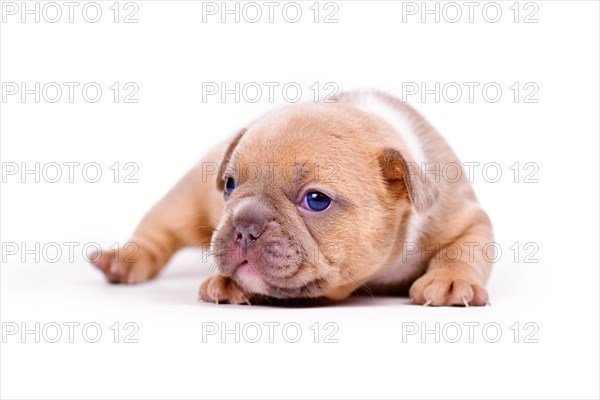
[211,104,437,300]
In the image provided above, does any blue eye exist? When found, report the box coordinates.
[225,177,236,195]
[302,191,331,212]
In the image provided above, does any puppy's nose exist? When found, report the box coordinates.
[235,223,264,245]
[233,202,270,247]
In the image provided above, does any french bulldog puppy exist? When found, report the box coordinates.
[91,91,493,306]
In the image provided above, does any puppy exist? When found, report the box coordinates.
[91,91,493,306]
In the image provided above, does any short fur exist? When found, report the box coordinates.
[91,91,494,306]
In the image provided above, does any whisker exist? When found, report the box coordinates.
[194,225,220,233]
[349,271,375,299]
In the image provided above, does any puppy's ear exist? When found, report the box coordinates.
[217,128,247,191]
[378,148,439,213]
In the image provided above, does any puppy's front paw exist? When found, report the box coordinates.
[199,275,253,305]
[90,244,158,284]
[409,270,489,307]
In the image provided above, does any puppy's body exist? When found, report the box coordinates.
[92,91,493,306]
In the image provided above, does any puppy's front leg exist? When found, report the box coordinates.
[91,155,224,284]
[199,275,262,305]
[409,218,493,307]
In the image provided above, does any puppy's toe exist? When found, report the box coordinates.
[199,275,252,305]
[89,247,156,284]
[409,270,489,307]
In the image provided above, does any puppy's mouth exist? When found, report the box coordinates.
[213,219,326,298]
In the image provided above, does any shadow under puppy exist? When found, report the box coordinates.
[91,91,494,306]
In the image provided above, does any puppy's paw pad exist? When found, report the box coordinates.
[409,271,489,307]
[199,275,252,305]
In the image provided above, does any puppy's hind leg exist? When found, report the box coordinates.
[90,160,224,284]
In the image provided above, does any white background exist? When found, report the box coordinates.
[1,1,599,399]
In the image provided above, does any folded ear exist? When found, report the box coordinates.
[378,148,439,214]
[216,128,247,191]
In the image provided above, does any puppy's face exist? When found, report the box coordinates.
[211,104,433,300]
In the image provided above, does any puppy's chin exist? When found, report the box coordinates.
[224,260,327,299]
[232,262,356,301]
[232,261,270,296]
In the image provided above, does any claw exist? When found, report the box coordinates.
[462,296,470,307]
[423,288,440,306]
